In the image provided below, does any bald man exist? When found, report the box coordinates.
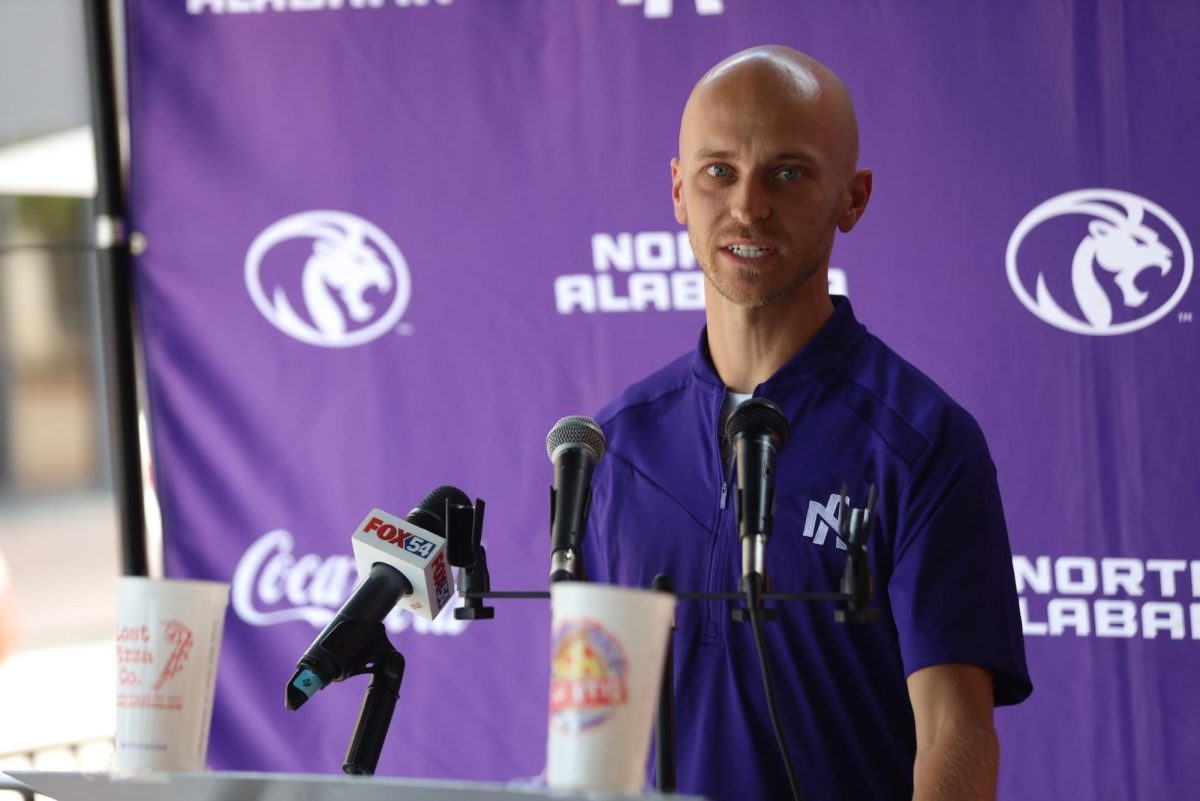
[583,47,1030,801]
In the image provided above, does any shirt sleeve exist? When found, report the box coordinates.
[887,407,1033,706]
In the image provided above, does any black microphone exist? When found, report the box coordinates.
[546,415,606,583]
[725,398,789,582]
[285,485,470,711]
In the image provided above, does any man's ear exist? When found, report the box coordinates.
[838,168,872,233]
[671,158,687,225]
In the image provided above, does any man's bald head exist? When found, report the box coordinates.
[679,45,861,180]
[669,45,872,315]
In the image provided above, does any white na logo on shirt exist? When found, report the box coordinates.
[802,493,848,551]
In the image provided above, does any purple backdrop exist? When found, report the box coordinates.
[123,1,1199,798]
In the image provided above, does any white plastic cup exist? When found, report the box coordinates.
[113,577,230,773]
[546,582,676,793]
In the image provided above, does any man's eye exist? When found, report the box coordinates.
[705,164,730,178]
[777,167,801,181]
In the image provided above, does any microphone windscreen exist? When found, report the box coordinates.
[725,397,789,444]
[407,485,470,536]
[546,416,607,463]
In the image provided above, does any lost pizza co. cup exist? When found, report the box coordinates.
[546,582,676,793]
[113,577,229,773]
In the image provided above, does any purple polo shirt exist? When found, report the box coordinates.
[583,296,1032,801]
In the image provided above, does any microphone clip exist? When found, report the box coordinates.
[446,497,494,621]
[834,483,881,625]
[286,617,398,710]
[731,538,778,623]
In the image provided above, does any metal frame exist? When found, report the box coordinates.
[82,0,147,577]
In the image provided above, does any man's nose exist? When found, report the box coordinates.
[729,179,771,226]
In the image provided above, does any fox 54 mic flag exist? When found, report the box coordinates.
[123,0,1198,797]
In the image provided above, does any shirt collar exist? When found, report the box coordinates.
[690,295,865,394]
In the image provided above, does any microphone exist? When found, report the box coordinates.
[725,398,789,582]
[286,486,468,710]
[546,415,606,583]
[349,492,464,621]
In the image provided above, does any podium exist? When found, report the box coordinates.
[4,770,708,801]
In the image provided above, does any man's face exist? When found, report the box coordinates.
[671,72,851,308]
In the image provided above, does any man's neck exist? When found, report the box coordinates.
[705,283,834,394]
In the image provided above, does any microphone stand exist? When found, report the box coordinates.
[343,633,406,775]
[460,486,880,796]
[834,484,880,625]
[286,617,406,777]
[286,493,489,776]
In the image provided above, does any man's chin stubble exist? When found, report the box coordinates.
[700,258,825,309]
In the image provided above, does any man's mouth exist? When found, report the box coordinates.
[725,244,772,259]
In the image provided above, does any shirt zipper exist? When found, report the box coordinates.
[704,389,737,642]
[720,456,735,509]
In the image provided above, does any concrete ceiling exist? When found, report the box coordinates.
[0,0,91,148]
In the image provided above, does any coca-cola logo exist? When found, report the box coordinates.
[231,529,469,636]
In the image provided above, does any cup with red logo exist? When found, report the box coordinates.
[114,577,230,773]
[546,582,676,792]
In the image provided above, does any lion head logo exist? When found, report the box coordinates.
[1007,190,1192,335]
[246,211,411,347]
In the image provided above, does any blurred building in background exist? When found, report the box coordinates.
[0,0,123,781]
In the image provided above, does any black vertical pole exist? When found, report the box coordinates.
[652,573,677,793]
[82,0,148,577]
